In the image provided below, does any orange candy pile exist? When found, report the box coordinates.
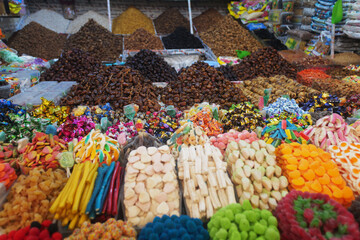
[276,142,355,206]
[0,163,17,189]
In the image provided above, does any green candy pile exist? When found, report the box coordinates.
[207,200,280,240]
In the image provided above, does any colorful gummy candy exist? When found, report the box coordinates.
[0,163,17,190]
[275,190,360,240]
[329,142,360,195]
[210,129,259,154]
[32,97,70,124]
[262,119,310,147]
[66,218,136,240]
[57,115,95,142]
[303,113,360,151]
[265,111,312,129]
[207,200,280,240]
[276,143,355,206]
[0,143,18,163]
[138,215,209,240]
[191,108,223,137]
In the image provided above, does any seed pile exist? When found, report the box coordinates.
[162,27,203,49]
[65,19,122,61]
[126,49,177,82]
[217,65,238,81]
[154,8,189,35]
[232,47,297,81]
[124,28,163,50]
[161,61,247,110]
[41,49,101,82]
[112,7,155,35]
[193,8,223,33]
[61,66,161,112]
[8,22,66,60]
[200,15,262,57]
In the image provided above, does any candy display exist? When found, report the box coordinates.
[226,139,289,210]
[138,215,209,240]
[207,200,280,240]
[32,97,70,124]
[304,114,360,151]
[73,129,120,165]
[112,6,155,35]
[193,8,223,33]
[200,15,262,56]
[343,75,360,84]
[178,143,236,219]
[0,168,67,233]
[19,132,67,170]
[57,115,95,142]
[106,121,138,141]
[162,27,203,49]
[0,163,17,189]
[124,28,163,50]
[65,19,122,61]
[263,97,308,116]
[210,130,259,154]
[221,103,265,132]
[301,94,346,116]
[190,108,223,137]
[8,22,66,60]
[276,143,355,206]
[275,190,360,240]
[126,49,177,82]
[345,64,360,71]
[161,61,247,110]
[232,48,297,81]
[66,218,136,240]
[154,8,189,35]
[124,145,180,227]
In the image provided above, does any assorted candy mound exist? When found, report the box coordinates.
[0,162,17,189]
[207,200,280,240]
[57,115,95,142]
[106,121,138,142]
[276,143,355,206]
[304,113,360,151]
[138,215,209,240]
[32,97,70,124]
[225,140,289,210]
[210,130,259,154]
[221,103,265,132]
[265,111,312,129]
[263,97,308,116]
[329,142,360,195]
[66,218,136,240]
[0,220,63,240]
[275,190,360,240]
[300,93,349,117]
[191,108,223,137]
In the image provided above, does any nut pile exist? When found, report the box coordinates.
[193,8,223,33]
[112,6,155,35]
[225,140,289,210]
[61,66,161,112]
[126,49,177,82]
[154,8,189,35]
[217,65,238,82]
[200,15,262,57]
[8,22,66,60]
[0,168,67,233]
[65,19,122,61]
[162,27,203,49]
[312,78,360,98]
[240,75,319,105]
[161,61,247,110]
[124,145,180,227]
[178,143,236,219]
[41,49,101,82]
[124,28,163,50]
[232,48,297,81]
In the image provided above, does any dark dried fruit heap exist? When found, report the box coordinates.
[193,8,223,33]
[348,195,360,227]
[8,22,66,60]
[41,49,101,82]
[60,66,160,112]
[161,61,247,110]
[232,47,297,81]
[154,8,189,35]
[124,28,163,50]
[162,27,203,49]
[126,49,177,82]
[65,19,122,61]
[275,190,360,240]
[216,65,238,82]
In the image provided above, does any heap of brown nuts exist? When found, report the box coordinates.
[124,28,163,50]
[65,19,122,61]
[232,47,297,81]
[60,66,161,112]
[41,49,101,82]
[200,15,262,57]
[161,61,247,110]
[126,49,177,82]
[238,75,319,106]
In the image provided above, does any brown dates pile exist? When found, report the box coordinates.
[193,8,223,33]
[161,61,247,110]
[154,8,189,35]
[41,49,101,82]
[60,66,161,112]
[124,28,163,50]
[232,47,297,81]
[126,49,177,82]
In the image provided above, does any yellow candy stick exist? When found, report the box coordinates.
[80,171,98,214]
[72,161,91,214]
[65,163,84,207]
[77,214,89,228]
[61,217,69,226]
[68,214,79,230]
[78,164,98,212]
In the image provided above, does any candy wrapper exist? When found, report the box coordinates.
[263,97,308,117]
[190,108,223,137]
[57,115,95,142]
[32,97,70,124]
[275,190,360,240]
[345,65,360,72]
[106,121,138,142]
[72,103,115,123]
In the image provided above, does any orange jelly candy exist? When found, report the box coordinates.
[315,166,326,176]
[292,177,305,186]
[298,159,309,171]
[303,169,315,181]
[310,179,322,192]
[319,174,330,185]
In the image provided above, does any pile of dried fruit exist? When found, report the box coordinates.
[124,28,163,50]
[162,27,203,49]
[154,8,189,35]
[193,8,223,33]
